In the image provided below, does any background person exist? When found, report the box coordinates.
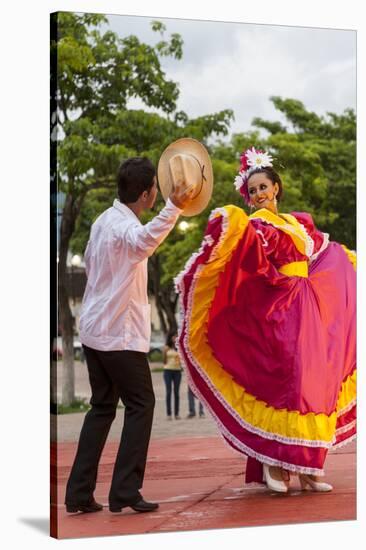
[163,333,182,420]
[187,385,204,418]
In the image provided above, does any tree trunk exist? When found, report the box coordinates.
[58,192,84,405]
[160,285,178,335]
[149,255,167,335]
[149,255,178,337]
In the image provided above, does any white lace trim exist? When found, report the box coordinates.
[179,342,325,476]
[176,207,350,464]
[309,232,330,264]
[174,208,228,293]
[297,221,314,257]
[203,234,214,247]
[184,298,333,446]
[335,420,356,436]
[207,208,233,263]
[250,214,314,258]
[255,229,268,248]
[217,416,325,476]
[208,206,226,222]
[332,432,356,450]
[174,237,211,293]
[188,360,326,474]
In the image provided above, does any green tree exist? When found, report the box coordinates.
[69,95,355,361]
[252,97,356,246]
[52,12,184,405]
[70,107,234,336]
[52,12,233,404]
[157,99,355,289]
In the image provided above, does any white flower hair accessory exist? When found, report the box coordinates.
[245,147,273,170]
[233,146,274,204]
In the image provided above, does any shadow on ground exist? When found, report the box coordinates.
[18,518,49,536]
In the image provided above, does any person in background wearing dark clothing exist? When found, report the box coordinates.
[187,385,205,418]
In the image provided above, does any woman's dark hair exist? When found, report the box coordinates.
[117,157,156,203]
[166,332,177,349]
[247,166,284,202]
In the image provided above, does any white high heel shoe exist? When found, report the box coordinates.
[263,464,288,493]
[299,474,333,492]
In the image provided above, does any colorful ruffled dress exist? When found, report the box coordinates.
[175,206,356,480]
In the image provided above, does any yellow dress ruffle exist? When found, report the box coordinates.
[186,205,356,445]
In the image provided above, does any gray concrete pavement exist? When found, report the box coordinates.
[55,361,219,442]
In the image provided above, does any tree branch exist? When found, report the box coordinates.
[82,178,116,192]
[59,89,69,124]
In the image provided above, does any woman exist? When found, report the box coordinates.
[163,333,182,420]
[175,147,356,493]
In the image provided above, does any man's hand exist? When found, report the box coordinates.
[169,179,197,210]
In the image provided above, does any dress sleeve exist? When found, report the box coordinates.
[248,219,280,257]
[291,211,327,258]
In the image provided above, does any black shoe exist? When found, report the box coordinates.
[66,500,103,513]
[132,499,159,513]
[109,498,159,513]
[186,413,196,418]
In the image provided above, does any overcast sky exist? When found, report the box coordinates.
[106,14,356,139]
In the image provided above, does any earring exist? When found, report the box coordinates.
[249,202,254,214]
[274,195,278,207]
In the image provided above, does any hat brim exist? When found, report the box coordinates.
[157,138,213,217]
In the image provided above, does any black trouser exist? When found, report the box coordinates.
[163,369,182,416]
[65,345,155,509]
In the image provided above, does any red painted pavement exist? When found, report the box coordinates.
[51,436,356,539]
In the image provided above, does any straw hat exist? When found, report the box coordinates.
[157,138,213,217]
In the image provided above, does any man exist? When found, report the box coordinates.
[65,156,194,514]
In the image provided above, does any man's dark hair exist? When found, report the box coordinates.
[117,157,156,203]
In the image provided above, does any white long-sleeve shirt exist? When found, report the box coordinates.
[79,198,182,352]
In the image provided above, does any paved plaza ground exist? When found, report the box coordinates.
[51,361,357,539]
[55,360,218,441]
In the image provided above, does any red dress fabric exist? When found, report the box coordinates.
[175,206,356,482]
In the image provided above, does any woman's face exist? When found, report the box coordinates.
[247,173,279,213]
